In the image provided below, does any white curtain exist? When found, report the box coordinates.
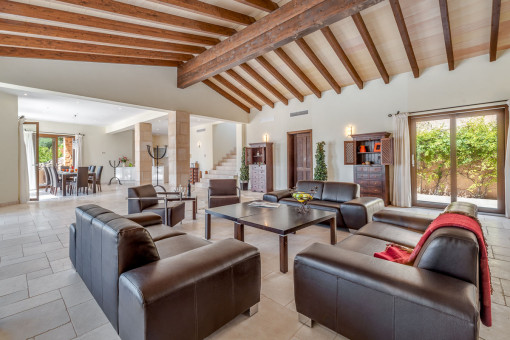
[23,130,36,194]
[392,112,412,207]
[505,101,510,217]
[18,118,30,203]
[74,134,83,167]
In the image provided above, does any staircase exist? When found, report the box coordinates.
[195,150,238,188]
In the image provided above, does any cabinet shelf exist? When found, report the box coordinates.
[357,152,380,154]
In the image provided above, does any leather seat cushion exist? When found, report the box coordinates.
[357,222,423,248]
[146,201,186,211]
[145,225,185,242]
[309,200,342,212]
[209,195,240,208]
[155,234,211,259]
[335,234,394,257]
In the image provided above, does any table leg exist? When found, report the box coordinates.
[62,176,67,196]
[93,174,97,194]
[279,235,288,273]
[205,213,211,240]
[234,223,244,242]
[330,217,337,245]
[192,199,197,220]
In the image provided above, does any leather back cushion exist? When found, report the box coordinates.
[296,181,324,199]
[209,179,237,195]
[127,184,158,212]
[322,182,360,202]
[74,204,160,331]
[414,227,479,285]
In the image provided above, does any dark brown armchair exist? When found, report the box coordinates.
[208,179,241,208]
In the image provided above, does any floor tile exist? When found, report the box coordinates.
[60,281,93,308]
[28,269,80,297]
[50,258,73,273]
[0,257,49,281]
[35,322,76,340]
[74,324,120,340]
[23,241,63,256]
[0,289,28,306]
[0,275,27,297]
[0,290,61,319]
[68,299,109,336]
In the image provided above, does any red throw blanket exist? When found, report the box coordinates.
[374,213,492,327]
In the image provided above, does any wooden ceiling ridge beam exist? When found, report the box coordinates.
[275,47,322,98]
[148,0,255,26]
[57,0,235,37]
[388,0,419,78]
[438,0,454,70]
[320,27,363,89]
[239,63,289,105]
[0,0,219,46]
[490,0,502,62]
[178,0,385,88]
[203,79,250,113]
[234,0,279,13]
[352,13,389,84]
[0,18,206,54]
[0,46,179,66]
[256,56,304,102]
[226,69,275,108]
[213,74,263,111]
[296,37,341,94]
[0,33,193,61]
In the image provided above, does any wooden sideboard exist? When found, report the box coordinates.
[245,142,273,193]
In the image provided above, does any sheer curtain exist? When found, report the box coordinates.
[505,102,510,217]
[392,112,412,207]
[18,117,29,203]
[74,134,83,167]
[23,130,36,195]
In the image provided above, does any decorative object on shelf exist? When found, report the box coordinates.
[314,141,328,181]
[119,156,129,167]
[374,142,381,152]
[189,167,199,184]
[359,145,367,153]
[108,160,122,185]
[240,146,250,190]
[147,145,167,191]
[291,186,318,214]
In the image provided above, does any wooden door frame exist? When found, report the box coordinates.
[24,121,39,201]
[287,129,312,188]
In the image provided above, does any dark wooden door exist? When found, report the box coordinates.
[294,132,312,183]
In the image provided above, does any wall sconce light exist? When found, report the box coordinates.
[263,133,269,142]
[197,141,201,148]
[346,126,353,137]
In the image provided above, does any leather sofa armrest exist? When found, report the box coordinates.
[372,209,435,232]
[263,189,292,202]
[118,238,261,340]
[122,212,163,227]
[340,197,384,230]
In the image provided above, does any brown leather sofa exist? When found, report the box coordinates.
[263,180,384,230]
[294,209,481,340]
[208,179,241,208]
[69,204,261,340]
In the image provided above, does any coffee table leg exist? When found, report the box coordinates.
[330,217,337,245]
[234,222,244,242]
[192,199,197,220]
[205,213,211,240]
[279,235,288,273]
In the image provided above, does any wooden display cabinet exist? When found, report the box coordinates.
[189,167,199,184]
[245,142,273,193]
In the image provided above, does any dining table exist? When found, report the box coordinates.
[59,171,96,196]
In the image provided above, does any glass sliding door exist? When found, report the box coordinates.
[411,107,506,213]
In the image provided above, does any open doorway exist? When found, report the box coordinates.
[287,130,313,188]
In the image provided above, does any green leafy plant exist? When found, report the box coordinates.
[240,147,250,182]
[314,141,328,181]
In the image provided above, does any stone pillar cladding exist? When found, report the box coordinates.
[168,111,190,188]
[64,137,73,166]
[135,122,153,185]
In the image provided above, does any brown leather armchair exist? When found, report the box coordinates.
[208,179,241,208]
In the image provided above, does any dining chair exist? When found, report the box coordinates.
[49,166,62,195]
[89,165,103,192]
[43,166,51,192]
[69,167,90,195]
[90,165,96,172]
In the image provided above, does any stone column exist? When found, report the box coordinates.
[135,122,153,185]
[168,111,190,188]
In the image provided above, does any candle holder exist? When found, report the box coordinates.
[147,145,167,191]
[108,160,122,185]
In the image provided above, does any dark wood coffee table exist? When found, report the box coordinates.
[205,203,336,273]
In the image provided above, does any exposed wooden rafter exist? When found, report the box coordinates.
[490,0,502,62]
[234,0,278,13]
[256,56,304,102]
[0,0,219,46]
[226,69,275,108]
[148,0,255,26]
[213,74,263,111]
[296,38,341,94]
[389,0,419,78]
[321,27,363,89]
[239,63,289,105]
[352,13,389,84]
[0,46,179,66]
[203,79,250,113]
[438,0,454,70]
[275,48,321,98]
[178,0,384,88]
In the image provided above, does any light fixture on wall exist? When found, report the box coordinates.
[346,125,353,137]
[197,141,201,148]
[263,133,269,142]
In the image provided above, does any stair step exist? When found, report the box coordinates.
[216,165,236,171]
[209,169,237,175]
[203,174,237,179]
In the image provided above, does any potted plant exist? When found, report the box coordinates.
[119,156,129,167]
[239,147,250,190]
[314,141,328,181]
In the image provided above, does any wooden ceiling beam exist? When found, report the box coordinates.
[57,0,235,37]
[203,79,250,113]
[389,0,419,78]
[352,13,389,84]
[0,33,193,61]
[234,0,278,13]
[226,69,275,108]
[321,27,363,89]
[0,46,179,66]
[438,0,454,70]
[0,0,219,46]
[296,38,341,94]
[239,63,289,105]
[178,0,384,88]
[148,0,255,26]
[213,74,263,111]
[275,48,321,98]
[0,19,206,54]
[490,0,502,62]
[256,56,304,102]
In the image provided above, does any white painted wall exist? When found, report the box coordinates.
[0,57,249,123]
[0,91,19,205]
[247,53,510,190]
[212,122,236,166]
[190,123,213,172]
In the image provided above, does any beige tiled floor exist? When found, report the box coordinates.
[0,184,509,339]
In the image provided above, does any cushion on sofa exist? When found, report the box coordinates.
[145,225,185,242]
[322,182,359,203]
[357,222,423,248]
[335,234,394,257]
[155,234,211,259]
[296,181,324,199]
[309,200,342,211]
